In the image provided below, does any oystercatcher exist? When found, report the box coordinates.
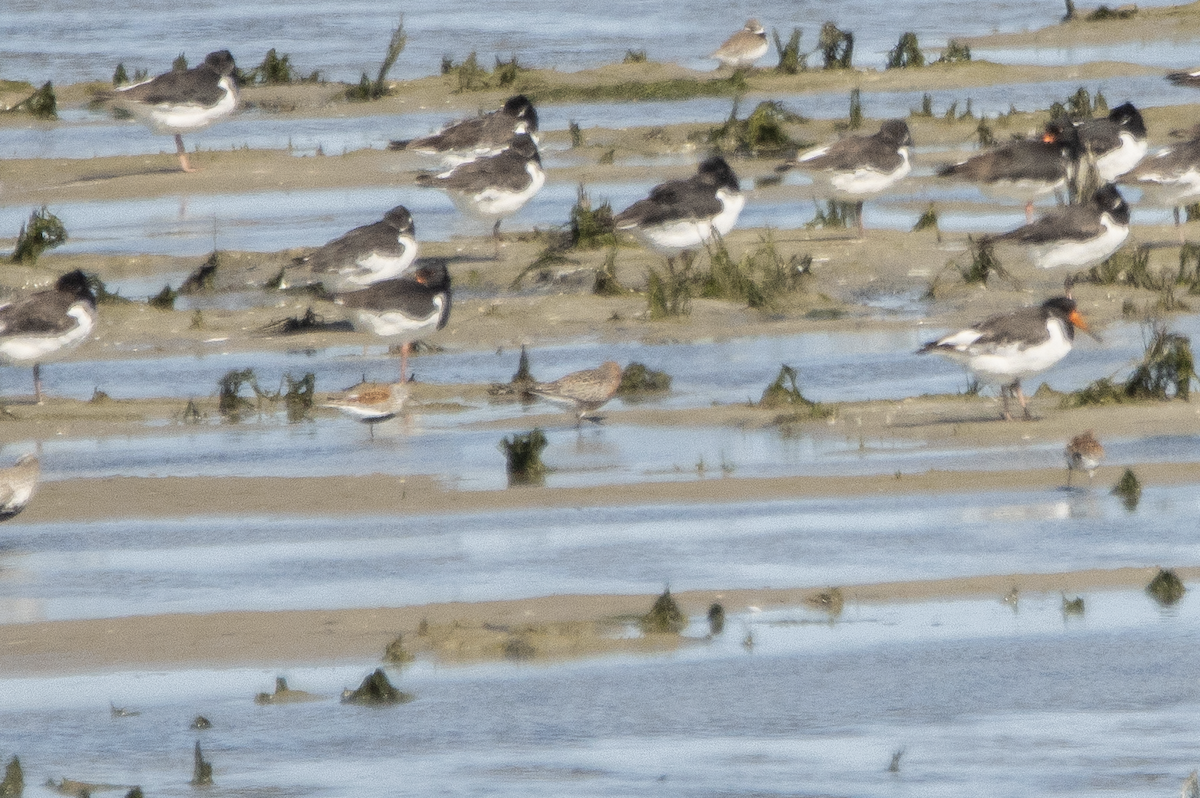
[415,133,544,243]
[784,119,913,234]
[990,184,1129,269]
[284,205,418,294]
[614,156,744,265]
[918,296,1091,420]
[0,270,97,403]
[390,95,539,164]
[334,262,451,382]
[108,50,238,173]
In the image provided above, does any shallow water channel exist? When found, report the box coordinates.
[1,588,1196,797]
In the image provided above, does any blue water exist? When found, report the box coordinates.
[1,589,1197,797]
[1,0,1188,86]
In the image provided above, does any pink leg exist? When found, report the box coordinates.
[1015,382,1032,420]
[175,134,196,173]
[400,342,410,383]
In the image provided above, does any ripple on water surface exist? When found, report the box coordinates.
[0,590,1197,797]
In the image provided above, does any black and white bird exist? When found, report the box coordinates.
[783,119,913,234]
[938,122,1082,219]
[389,95,539,164]
[1167,68,1200,89]
[711,20,770,69]
[283,206,418,294]
[0,454,39,521]
[1119,127,1200,234]
[107,50,238,173]
[415,133,545,242]
[1074,102,1148,182]
[918,296,1092,420]
[614,156,744,265]
[0,270,97,404]
[989,184,1130,269]
[334,262,451,381]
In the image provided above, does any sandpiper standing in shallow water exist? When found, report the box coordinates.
[283,206,418,294]
[323,381,410,438]
[711,20,770,69]
[106,50,238,173]
[614,156,744,268]
[1065,430,1105,487]
[415,133,545,246]
[334,262,451,382]
[918,296,1093,421]
[0,270,97,404]
[531,361,623,425]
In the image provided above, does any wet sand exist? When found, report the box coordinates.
[1,565,1193,676]
[3,14,1200,683]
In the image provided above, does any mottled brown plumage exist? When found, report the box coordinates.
[531,361,622,422]
[1066,430,1105,486]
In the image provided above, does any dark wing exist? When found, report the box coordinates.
[337,278,449,326]
[0,290,79,336]
[432,150,533,193]
[295,220,404,273]
[406,115,490,152]
[116,65,225,107]
[938,141,1067,183]
[1123,139,1200,181]
[615,177,722,227]
[1167,70,1200,87]
[971,306,1050,347]
[993,204,1106,244]
[1076,118,1121,157]
[798,133,904,172]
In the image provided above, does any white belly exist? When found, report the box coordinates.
[345,236,418,286]
[1029,216,1128,269]
[0,305,94,364]
[939,325,1073,384]
[1094,133,1147,181]
[634,190,744,254]
[827,150,911,196]
[452,163,545,219]
[126,77,237,135]
[353,298,444,340]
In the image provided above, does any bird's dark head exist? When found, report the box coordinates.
[1044,121,1083,156]
[508,133,541,163]
[697,156,740,192]
[1092,184,1130,225]
[383,205,415,236]
[1043,295,1088,335]
[1108,102,1147,138]
[202,50,237,77]
[410,261,451,292]
[56,270,96,305]
[503,95,539,131]
[878,119,913,147]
